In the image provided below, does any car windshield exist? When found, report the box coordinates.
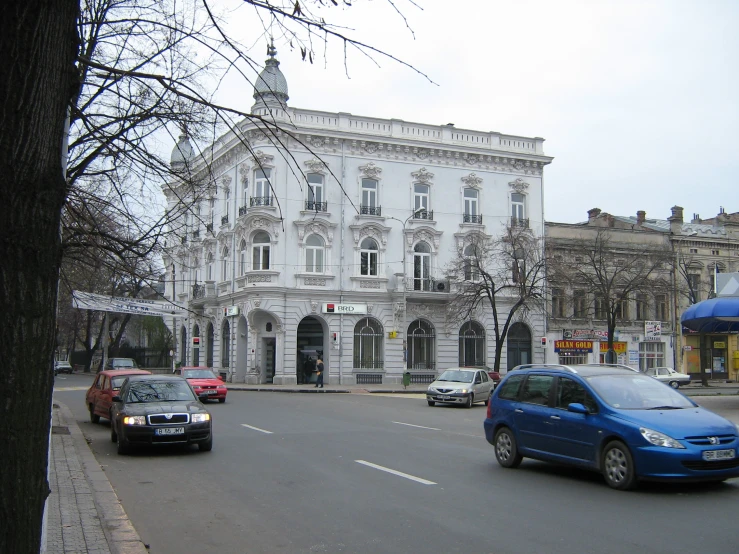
[183,369,217,379]
[587,374,695,410]
[113,360,136,368]
[124,381,196,403]
[437,370,475,383]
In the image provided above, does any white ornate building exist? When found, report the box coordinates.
[162,46,553,384]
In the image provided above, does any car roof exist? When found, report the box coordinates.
[100,369,151,377]
[440,367,480,372]
[509,363,639,377]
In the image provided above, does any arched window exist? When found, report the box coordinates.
[221,246,229,280]
[305,234,325,273]
[360,237,378,276]
[180,326,187,365]
[206,253,214,281]
[353,318,384,369]
[221,320,230,368]
[239,240,247,275]
[252,231,270,270]
[307,173,324,210]
[413,242,431,291]
[407,319,435,370]
[192,324,200,366]
[206,322,214,367]
[459,321,485,366]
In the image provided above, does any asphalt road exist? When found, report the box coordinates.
[54,374,739,554]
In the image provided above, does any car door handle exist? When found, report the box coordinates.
[550,415,561,420]
[515,409,524,413]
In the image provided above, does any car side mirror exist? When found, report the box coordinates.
[567,402,589,415]
[112,395,121,403]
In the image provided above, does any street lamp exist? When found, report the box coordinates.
[387,208,425,367]
[672,231,698,372]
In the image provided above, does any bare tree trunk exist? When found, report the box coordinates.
[0,2,79,551]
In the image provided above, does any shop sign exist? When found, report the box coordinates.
[600,341,627,354]
[554,340,594,353]
[628,350,639,364]
[563,329,609,340]
[645,321,662,340]
[223,306,239,317]
[713,342,726,349]
[322,303,368,314]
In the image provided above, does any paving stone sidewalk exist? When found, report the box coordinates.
[46,401,147,554]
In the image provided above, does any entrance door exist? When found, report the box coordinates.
[296,316,324,384]
[264,338,276,383]
[507,323,532,370]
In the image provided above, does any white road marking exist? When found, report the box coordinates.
[392,421,441,431]
[355,460,437,485]
[241,423,273,434]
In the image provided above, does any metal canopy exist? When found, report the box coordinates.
[681,296,739,333]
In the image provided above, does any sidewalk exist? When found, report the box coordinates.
[46,400,148,554]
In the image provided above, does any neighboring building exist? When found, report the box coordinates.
[161,46,553,384]
[545,206,739,379]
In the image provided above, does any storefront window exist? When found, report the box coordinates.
[558,353,588,365]
[639,342,664,370]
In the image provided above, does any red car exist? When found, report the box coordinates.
[175,366,228,403]
[86,369,152,423]
[462,366,501,386]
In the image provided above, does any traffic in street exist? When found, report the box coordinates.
[54,373,739,554]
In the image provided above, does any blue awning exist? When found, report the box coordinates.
[681,297,739,333]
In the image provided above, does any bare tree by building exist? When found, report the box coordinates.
[548,227,672,363]
[446,225,547,372]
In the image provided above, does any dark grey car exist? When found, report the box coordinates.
[110,375,213,454]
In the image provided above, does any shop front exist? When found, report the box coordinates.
[554,340,594,365]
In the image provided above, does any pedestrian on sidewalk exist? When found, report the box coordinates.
[315,357,324,388]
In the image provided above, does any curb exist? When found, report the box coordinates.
[56,401,148,554]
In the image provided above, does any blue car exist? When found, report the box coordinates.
[484,364,739,490]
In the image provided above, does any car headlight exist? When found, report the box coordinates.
[640,427,685,449]
[192,413,211,423]
[123,416,146,426]
[217,385,226,389]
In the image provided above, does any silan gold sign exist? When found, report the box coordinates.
[554,340,594,353]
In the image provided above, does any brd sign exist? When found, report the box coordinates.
[322,303,368,314]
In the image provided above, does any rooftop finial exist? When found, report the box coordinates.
[267,37,277,60]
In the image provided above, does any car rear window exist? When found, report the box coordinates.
[497,374,525,400]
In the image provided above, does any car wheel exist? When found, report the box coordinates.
[602,440,636,490]
[668,380,680,389]
[494,427,522,468]
[427,400,435,407]
[199,434,213,452]
[465,394,473,409]
[117,431,130,455]
[218,398,226,403]
[89,404,100,424]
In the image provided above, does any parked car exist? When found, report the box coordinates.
[484,364,739,490]
[427,368,494,408]
[110,375,213,454]
[85,369,152,423]
[174,366,228,403]
[642,366,691,388]
[54,359,73,375]
[105,358,139,370]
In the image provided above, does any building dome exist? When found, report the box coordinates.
[252,42,289,111]
[170,130,193,168]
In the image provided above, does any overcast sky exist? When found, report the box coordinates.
[217,0,737,225]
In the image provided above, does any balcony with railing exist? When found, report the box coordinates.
[305,200,328,212]
[221,215,229,226]
[191,282,216,303]
[250,196,274,207]
[413,209,433,220]
[406,277,450,293]
[360,205,382,216]
[238,205,247,217]
[511,216,529,228]
[206,223,213,233]
[463,213,483,224]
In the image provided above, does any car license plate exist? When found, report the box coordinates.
[702,449,735,461]
[201,390,217,395]
[440,395,451,400]
[155,427,185,436]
